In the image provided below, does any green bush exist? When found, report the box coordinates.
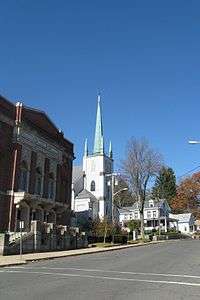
[113,234,128,244]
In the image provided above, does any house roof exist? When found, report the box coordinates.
[0,94,15,119]
[169,213,193,223]
[22,105,73,152]
[119,199,168,214]
[76,189,97,201]
[118,208,133,214]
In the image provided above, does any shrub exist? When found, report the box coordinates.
[113,234,127,244]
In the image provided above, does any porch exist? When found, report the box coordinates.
[144,217,178,232]
[13,192,69,232]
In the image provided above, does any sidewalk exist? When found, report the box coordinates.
[0,241,166,268]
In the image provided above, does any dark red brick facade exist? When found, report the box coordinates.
[0,95,74,232]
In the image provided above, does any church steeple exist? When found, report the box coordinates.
[93,94,104,154]
[109,141,113,159]
[84,138,88,157]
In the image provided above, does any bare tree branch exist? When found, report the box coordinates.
[121,137,163,239]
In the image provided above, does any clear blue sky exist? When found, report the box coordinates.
[1,1,200,178]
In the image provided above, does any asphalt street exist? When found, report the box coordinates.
[1,240,200,300]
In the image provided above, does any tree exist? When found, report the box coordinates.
[152,167,176,205]
[127,220,141,232]
[171,172,200,217]
[114,177,135,207]
[121,138,162,239]
[91,218,113,243]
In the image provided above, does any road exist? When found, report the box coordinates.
[1,240,200,299]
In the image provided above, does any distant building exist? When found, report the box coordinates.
[195,219,200,231]
[119,199,172,232]
[169,213,196,234]
[71,95,113,222]
[0,95,74,232]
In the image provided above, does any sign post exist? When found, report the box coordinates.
[19,221,24,260]
[127,228,131,243]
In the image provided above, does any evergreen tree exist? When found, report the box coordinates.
[152,167,176,204]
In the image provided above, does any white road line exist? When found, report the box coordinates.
[6,266,200,280]
[1,269,200,288]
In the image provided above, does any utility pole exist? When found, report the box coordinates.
[105,173,128,244]
[111,173,115,225]
[111,174,115,243]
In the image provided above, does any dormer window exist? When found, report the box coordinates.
[149,200,154,207]
[90,181,95,192]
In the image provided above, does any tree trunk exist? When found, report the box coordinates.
[140,211,145,240]
[103,222,107,244]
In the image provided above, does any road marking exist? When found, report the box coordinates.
[6,266,200,280]
[2,269,200,288]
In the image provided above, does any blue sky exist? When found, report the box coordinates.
[1,1,200,178]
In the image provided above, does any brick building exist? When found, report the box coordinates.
[0,95,74,233]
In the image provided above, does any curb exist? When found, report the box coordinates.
[0,261,26,268]
[0,240,169,267]
[25,242,160,262]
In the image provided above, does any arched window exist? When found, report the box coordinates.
[48,173,54,199]
[19,161,28,191]
[90,180,95,192]
[35,167,42,195]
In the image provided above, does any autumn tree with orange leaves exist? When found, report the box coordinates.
[171,172,200,217]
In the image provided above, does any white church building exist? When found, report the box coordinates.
[71,95,114,222]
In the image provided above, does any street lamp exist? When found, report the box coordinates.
[106,173,127,223]
[188,140,200,144]
[113,188,128,198]
[106,173,128,243]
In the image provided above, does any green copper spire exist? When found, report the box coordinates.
[93,94,104,154]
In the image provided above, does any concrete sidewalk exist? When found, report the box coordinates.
[0,241,167,268]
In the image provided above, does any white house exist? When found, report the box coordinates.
[119,199,172,232]
[195,219,200,231]
[169,213,196,234]
[71,95,113,222]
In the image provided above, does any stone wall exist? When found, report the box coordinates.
[1,221,88,255]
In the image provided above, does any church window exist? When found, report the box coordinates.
[90,180,96,192]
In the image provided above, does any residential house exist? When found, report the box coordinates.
[169,213,196,234]
[195,219,200,231]
[119,199,172,232]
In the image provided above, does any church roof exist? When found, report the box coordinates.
[72,166,83,183]
[76,189,97,201]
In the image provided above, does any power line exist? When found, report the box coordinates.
[177,165,200,180]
